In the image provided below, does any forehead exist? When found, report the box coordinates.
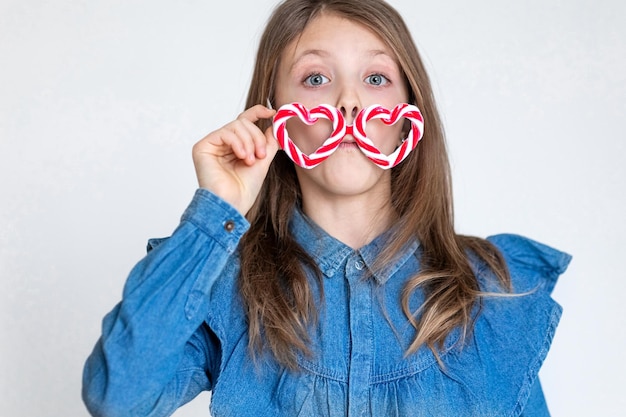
[282,12,397,64]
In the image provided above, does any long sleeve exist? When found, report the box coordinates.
[520,378,551,416]
[82,189,249,417]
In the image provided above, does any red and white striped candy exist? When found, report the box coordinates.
[272,103,346,169]
[273,103,424,169]
[352,103,424,169]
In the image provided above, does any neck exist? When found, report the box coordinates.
[300,188,395,250]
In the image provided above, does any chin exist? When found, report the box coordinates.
[297,155,390,198]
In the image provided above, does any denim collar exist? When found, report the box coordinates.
[289,207,419,285]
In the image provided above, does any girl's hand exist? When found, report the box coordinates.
[192,105,278,216]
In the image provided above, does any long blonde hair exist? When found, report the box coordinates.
[239,0,510,369]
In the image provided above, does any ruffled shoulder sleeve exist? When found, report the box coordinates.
[487,233,572,294]
[442,234,571,416]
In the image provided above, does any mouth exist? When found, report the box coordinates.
[342,125,360,144]
[339,124,357,149]
[338,137,358,150]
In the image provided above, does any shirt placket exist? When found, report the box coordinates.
[345,253,373,417]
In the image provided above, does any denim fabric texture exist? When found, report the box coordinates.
[82,189,571,417]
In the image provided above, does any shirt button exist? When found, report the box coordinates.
[224,220,235,232]
[355,260,365,270]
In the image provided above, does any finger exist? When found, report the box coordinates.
[228,120,257,163]
[218,128,249,160]
[240,117,270,159]
[239,104,276,124]
[264,125,279,157]
[237,105,276,162]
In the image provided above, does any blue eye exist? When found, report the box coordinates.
[304,73,329,86]
[365,74,389,86]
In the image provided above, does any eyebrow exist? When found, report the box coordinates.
[289,49,329,72]
[368,49,398,65]
[289,48,396,72]
[368,49,394,58]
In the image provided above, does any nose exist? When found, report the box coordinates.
[337,85,361,125]
[339,105,359,124]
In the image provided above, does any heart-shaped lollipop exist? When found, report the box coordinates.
[272,103,346,169]
[352,103,424,169]
[272,103,424,169]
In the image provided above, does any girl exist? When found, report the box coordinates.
[82,0,570,416]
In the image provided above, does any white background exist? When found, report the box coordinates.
[1,0,624,416]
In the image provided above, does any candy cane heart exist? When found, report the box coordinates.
[352,103,425,169]
[272,103,346,169]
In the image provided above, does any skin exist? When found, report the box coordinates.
[192,104,278,216]
[193,13,409,249]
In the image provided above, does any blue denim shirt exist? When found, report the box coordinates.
[82,189,571,417]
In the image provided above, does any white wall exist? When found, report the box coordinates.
[1,0,624,416]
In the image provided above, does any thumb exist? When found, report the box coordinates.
[264,125,280,158]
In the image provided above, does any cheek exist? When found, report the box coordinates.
[285,118,334,153]
[364,119,405,152]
